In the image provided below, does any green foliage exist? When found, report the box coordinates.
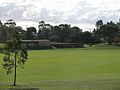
[38,23,83,43]
[1,19,120,47]
[25,27,37,40]
[3,29,28,73]
[95,20,103,29]
[94,20,120,44]
[2,24,28,85]
[0,25,8,42]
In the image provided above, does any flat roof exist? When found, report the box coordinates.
[21,40,50,42]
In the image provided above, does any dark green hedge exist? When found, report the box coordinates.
[26,46,52,50]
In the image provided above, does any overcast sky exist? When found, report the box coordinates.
[0,0,120,31]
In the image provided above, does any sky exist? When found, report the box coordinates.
[0,0,120,31]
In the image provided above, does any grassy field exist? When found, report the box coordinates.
[0,45,120,90]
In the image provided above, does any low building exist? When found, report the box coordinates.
[21,40,51,49]
[21,40,84,49]
[51,42,84,48]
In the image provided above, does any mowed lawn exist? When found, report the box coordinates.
[0,45,120,90]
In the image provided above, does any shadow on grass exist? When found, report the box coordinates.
[1,79,120,90]
[0,83,39,90]
[8,84,39,90]
[9,88,39,90]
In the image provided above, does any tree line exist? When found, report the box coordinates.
[0,19,120,46]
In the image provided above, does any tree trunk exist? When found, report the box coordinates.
[13,53,17,86]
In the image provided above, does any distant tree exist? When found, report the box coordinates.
[96,20,103,30]
[92,29,101,44]
[115,19,120,42]
[95,20,120,44]
[26,27,37,40]
[0,25,8,42]
[15,27,26,40]
[38,21,45,30]
[83,31,96,46]
[0,20,19,42]
[4,19,16,27]
[48,26,61,42]
[99,21,119,44]
[58,24,71,42]
[70,26,83,43]
[38,21,52,39]
[38,22,85,43]
[0,20,3,26]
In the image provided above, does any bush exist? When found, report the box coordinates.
[26,46,52,50]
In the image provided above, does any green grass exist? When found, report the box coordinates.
[0,44,120,90]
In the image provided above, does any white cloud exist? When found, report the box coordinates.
[17,21,39,30]
[0,0,120,31]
